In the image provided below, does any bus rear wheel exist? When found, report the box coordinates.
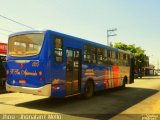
[120,77,127,89]
[84,81,94,98]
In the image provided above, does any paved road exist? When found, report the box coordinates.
[0,76,160,120]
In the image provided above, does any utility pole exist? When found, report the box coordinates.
[107,28,117,46]
[157,59,159,70]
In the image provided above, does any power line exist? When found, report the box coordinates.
[0,14,34,30]
[0,28,13,33]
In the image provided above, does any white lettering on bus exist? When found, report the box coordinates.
[10,69,37,76]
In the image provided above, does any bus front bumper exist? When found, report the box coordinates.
[6,83,51,96]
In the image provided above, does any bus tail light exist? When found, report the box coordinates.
[38,71,43,81]
[19,79,26,84]
[52,86,60,90]
[39,71,43,76]
[39,77,43,81]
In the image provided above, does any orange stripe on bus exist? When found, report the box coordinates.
[104,69,109,88]
[112,66,119,87]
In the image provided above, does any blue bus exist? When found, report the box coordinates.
[4,30,134,98]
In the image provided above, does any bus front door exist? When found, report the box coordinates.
[66,49,81,96]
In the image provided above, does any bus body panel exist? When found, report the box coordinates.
[81,64,130,92]
[6,60,45,88]
[6,82,51,96]
[51,62,66,98]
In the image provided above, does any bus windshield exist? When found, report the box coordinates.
[8,33,44,57]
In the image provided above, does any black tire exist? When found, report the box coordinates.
[119,78,126,89]
[84,81,94,98]
[122,79,126,88]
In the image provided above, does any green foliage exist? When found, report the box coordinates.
[114,42,148,69]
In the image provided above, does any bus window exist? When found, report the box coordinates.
[84,45,96,64]
[127,55,130,66]
[8,33,44,57]
[123,54,126,60]
[97,47,103,65]
[107,50,111,65]
[54,37,63,63]
[107,50,111,58]
[119,52,123,66]
[103,49,107,64]
[84,45,91,64]
[90,46,96,64]
[123,54,127,66]
[112,51,116,59]
[115,52,119,65]
[111,51,116,65]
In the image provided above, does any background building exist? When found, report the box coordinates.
[143,56,155,76]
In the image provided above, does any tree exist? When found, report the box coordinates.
[114,42,148,70]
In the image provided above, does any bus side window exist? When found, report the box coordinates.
[90,46,96,64]
[111,51,116,65]
[97,47,103,65]
[84,45,90,64]
[120,52,124,66]
[107,50,111,65]
[123,54,127,66]
[127,55,130,66]
[103,49,107,65]
[84,45,96,64]
[115,52,119,65]
[54,37,63,63]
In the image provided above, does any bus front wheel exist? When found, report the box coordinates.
[84,81,94,98]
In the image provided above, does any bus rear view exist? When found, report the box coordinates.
[5,31,51,96]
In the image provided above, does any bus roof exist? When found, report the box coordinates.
[9,30,132,55]
[9,30,46,37]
